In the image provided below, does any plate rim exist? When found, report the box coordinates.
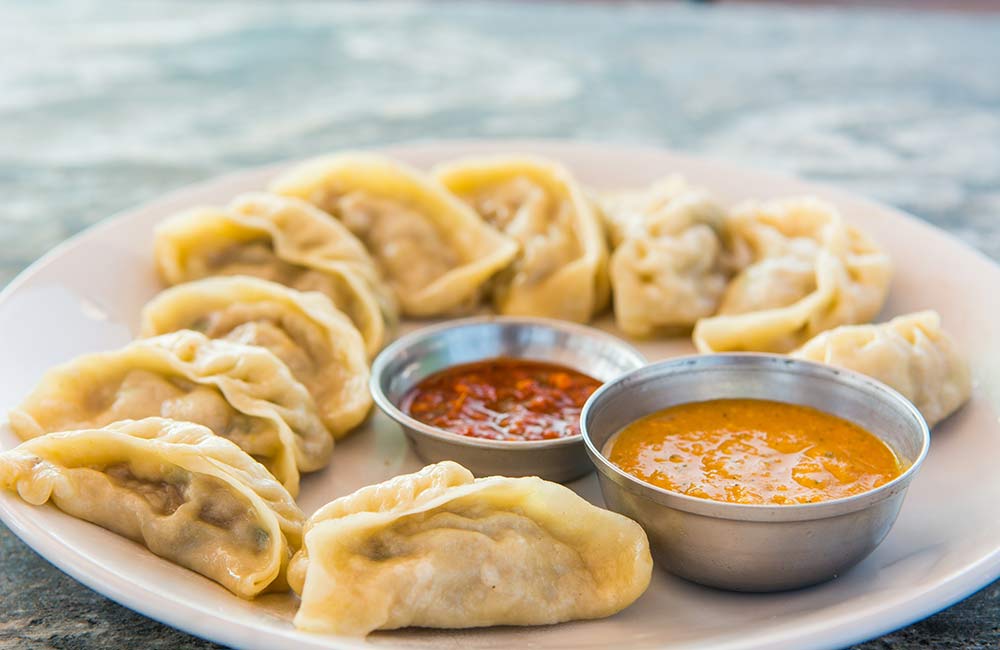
[1,137,998,650]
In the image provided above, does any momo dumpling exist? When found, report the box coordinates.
[154,192,392,355]
[141,277,370,438]
[792,311,971,426]
[693,197,892,353]
[436,156,609,322]
[8,330,330,496]
[601,177,734,335]
[288,461,652,636]
[600,175,705,246]
[0,418,303,598]
[270,154,519,317]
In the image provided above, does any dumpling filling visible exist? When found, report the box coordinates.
[9,331,331,497]
[154,193,392,355]
[97,463,269,556]
[95,370,278,458]
[140,277,372,436]
[104,462,189,516]
[203,240,371,326]
[270,154,519,317]
[0,418,304,598]
[336,192,459,295]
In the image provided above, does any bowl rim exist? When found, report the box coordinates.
[580,352,932,522]
[369,315,648,451]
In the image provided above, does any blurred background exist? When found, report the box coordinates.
[1,1,998,649]
[3,1,999,290]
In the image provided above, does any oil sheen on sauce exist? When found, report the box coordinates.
[605,398,903,505]
[401,357,602,442]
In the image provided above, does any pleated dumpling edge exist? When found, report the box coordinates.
[288,460,652,636]
[435,155,610,323]
[0,417,303,599]
[269,153,519,317]
[140,276,371,438]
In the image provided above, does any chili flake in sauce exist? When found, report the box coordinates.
[401,358,602,441]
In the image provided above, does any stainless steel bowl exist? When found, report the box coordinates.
[581,353,930,592]
[370,316,647,482]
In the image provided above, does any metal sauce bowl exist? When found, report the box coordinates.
[581,354,930,592]
[370,316,647,482]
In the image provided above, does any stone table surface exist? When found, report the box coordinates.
[1,1,999,648]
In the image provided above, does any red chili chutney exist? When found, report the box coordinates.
[400,357,603,441]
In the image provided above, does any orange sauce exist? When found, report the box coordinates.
[606,399,903,505]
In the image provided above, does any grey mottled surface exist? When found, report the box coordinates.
[1,1,999,648]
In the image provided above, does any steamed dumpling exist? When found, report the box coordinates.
[600,177,734,335]
[8,330,330,496]
[270,154,519,317]
[600,175,701,246]
[435,156,609,322]
[140,277,371,438]
[154,192,392,355]
[0,418,303,598]
[791,311,971,425]
[288,461,652,636]
[693,197,892,353]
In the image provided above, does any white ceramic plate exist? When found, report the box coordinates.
[1,141,998,650]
